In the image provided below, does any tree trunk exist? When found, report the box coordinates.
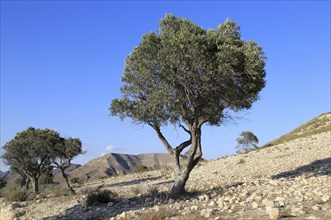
[25,177,30,190]
[31,177,39,193]
[170,168,191,196]
[61,168,75,194]
[170,126,202,197]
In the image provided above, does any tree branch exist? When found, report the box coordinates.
[152,125,174,155]
[175,139,191,154]
[179,124,191,135]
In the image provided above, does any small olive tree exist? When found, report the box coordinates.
[2,127,62,193]
[236,131,259,154]
[2,127,83,194]
[51,137,83,194]
[111,14,266,196]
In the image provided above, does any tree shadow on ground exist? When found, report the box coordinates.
[106,176,163,187]
[43,185,223,220]
[272,157,331,179]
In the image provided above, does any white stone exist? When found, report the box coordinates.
[266,207,279,220]
[191,205,198,211]
[312,205,320,211]
[252,202,258,209]
[208,201,216,206]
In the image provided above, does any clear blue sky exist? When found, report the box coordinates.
[1,1,330,171]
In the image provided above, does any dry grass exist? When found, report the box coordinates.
[262,112,331,148]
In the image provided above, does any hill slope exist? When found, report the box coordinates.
[263,112,331,147]
[69,153,173,181]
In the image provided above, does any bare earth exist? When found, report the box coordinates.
[1,131,330,220]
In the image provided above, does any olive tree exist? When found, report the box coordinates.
[110,15,266,196]
[2,127,83,194]
[51,137,83,194]
[2,127,62,193]
[236,131,259,154]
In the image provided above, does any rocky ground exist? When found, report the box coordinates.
[1,131,330,220]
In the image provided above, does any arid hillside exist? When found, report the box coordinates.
[67,153,173,181]
[0,113,330,220]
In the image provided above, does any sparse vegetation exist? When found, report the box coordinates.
[146,187,169,203]
[39,185,72,198]
[1,187,30,202]
[0,178,7,189]
[86,188,117,206]
[236,131,259,154]
[70,177,83,184]
[131,164,151,173]
[263,113,331,148]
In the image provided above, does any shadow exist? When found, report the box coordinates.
[107,176,162,187]
[272,157,331,179]
[153,180,174,186]
[42,184,224,220]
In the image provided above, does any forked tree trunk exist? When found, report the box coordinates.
[170,167,192,196]
[31,176,39,193]
[61,168,75,194]
[169,126,202,197]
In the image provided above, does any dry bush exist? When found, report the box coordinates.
[86,188,117,206]
[1,187,30,202]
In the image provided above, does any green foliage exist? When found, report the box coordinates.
[86,188,117,206]
[1,127,63,192]
[70,177,82,184]
[1,127,83,193]
[110,14,266,195]
[111,15,266,128]
[131,164,151,173]
[0,178,6,189]
[14,176,26,187]
[236,131,259,154]
[39,165,54,185]
[51,138,83,168]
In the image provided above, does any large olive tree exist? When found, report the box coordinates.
[110,15,266,196]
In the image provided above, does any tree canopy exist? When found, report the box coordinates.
[2,127,62,192]
[111,14,266,195]
[236,131,259,154]
[2,127,83,193]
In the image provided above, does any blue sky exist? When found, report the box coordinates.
[1,1,330,170]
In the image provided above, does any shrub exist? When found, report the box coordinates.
[86,188,117,206]
[1,187,29,202]
[131,164,151,173]
[0,178,6,189]
[147,187,169,203]
[70,177,82,184]
[40,184,71,198]
[14,177,26,187]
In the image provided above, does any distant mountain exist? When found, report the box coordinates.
[0,170,11,180]
[52,164,81,183]
[263,112,331,148]
[69,153,173,181]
